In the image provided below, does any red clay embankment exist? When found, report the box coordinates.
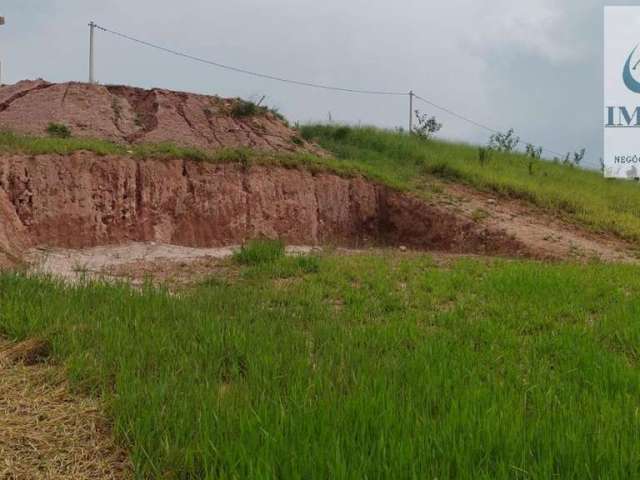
[0,153,526,261]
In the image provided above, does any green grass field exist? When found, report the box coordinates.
[2,252,640,478]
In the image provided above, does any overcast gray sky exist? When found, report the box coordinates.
[1,1,634,168]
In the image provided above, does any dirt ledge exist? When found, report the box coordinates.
[0,152,528,261]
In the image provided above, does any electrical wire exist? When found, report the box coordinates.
[92,23,408,96]
[413,93,565,157]
[91,22,570,158]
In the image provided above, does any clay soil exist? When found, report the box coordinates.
[0,80,321,154]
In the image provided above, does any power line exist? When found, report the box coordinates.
[413,93,565,157]
[90,22,570,158]
[92,23,408,96]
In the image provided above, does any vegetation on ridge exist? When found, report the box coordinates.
[301,125,640,243]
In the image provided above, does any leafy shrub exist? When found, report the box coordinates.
[233,239,285,265]
[46,123,71,139]
[413,110,442,140]
[488,129,519,152]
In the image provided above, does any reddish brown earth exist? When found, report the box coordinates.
[0,80,321,154]
[0,153,527,264]
[0,80,633,267]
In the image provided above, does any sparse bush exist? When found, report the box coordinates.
[233,239,285,265]
[46,123,71,139]
[413,110,442,140]
[488,129,519,152]
[525,144,543,159]
[559,149,586,168]
[231,99,260,118]
[291,136,304,146]
[525,144,542,176]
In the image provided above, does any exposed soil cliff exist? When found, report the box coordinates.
[0,153,526,262]
[0,80,320,154]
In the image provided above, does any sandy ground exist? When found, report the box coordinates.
[26,243,318,284]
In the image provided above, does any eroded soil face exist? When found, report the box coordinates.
[0,155,528,264]
[0,80,320,154]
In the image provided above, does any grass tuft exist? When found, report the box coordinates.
[233,239,285,265]
[46,123,71,139]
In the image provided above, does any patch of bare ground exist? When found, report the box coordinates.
[0,80,322,155]
[0,339,130,480]
[432,180,638,263]
[25,243,318,285]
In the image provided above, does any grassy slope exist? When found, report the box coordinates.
[2,253,640,479]
[301,125,640,243]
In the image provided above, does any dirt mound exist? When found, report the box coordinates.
[0,80,320,154]
[0,153,527,259]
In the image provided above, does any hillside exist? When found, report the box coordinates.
[2,81,640,478]
[0,80,320,154]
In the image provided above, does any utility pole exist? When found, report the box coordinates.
[0,16,5,85]
[88,21,96,84]
[408,90,414,133]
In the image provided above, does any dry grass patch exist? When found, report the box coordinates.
[0,339,130,480]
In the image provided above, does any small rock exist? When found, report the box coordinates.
[399,245,407,252]
[487,198,497,205]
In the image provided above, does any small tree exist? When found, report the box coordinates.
[413,110,442,140]
[525,144,543,159]
[488,129,519,152]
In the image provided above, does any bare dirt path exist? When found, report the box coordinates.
[436,182,637,263]
[26,243,317,285]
